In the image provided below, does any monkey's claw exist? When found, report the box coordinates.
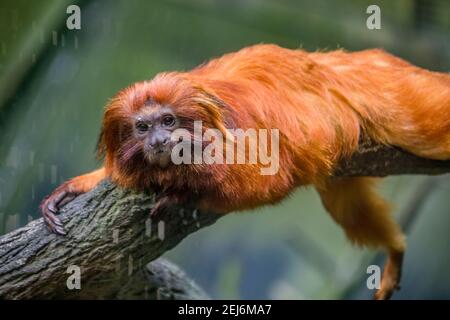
[374,251,403,300]
[40,189,77,235]
[150,197,171,219]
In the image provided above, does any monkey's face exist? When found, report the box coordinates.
[132,104,179,168]
[101,77,231,177]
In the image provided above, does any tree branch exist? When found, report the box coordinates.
[334,139,450,176]
[0,181,219,299]
[0,141,449,299]
[115,258,210,300]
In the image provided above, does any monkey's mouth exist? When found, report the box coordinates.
[146,148,172,168]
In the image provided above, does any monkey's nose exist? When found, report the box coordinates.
[149,137,169,149]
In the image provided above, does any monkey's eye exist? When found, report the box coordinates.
[162,115,175,127]
[135,121,149,133]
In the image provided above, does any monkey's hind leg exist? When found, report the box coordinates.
[316,177,406,300]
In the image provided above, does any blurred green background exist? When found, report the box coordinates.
[0,0,449,299]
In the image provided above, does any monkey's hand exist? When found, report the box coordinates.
[150,196,172,220]
[149,191,204,226]
[40,168,106,235]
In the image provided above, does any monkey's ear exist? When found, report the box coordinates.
[192,87,235,142]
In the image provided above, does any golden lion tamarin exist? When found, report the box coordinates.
[41,44,450,299]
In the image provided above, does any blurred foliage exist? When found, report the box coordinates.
[0,0,449,299]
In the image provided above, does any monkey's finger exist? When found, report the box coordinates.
[47,192,77,220]
[43,205,63,227]
[150,207,159,216]
[45,215,66,236]
[44,216,59,234]
[45,207,63,227]
[40,192,71,235]
[57,193,77,208]
[150,204,167,218]
[46,192,72,216]
[54,225,67,235]
[42,207,65,235]
[47,201,59,216]
[51,191,69,207]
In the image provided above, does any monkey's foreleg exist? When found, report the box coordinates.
[40,167,106,235]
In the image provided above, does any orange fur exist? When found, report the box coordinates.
[43,44,450,299]
[61,168,106,193]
